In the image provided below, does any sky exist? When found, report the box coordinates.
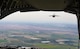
[0,11,77,24]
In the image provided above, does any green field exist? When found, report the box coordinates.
[34,43,78,49]
[0,39,8,43]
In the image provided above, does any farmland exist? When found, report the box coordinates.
[0,22,79,49]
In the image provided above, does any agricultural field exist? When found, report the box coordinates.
[0,22,79,49]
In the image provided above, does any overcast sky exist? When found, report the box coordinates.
[0,11,77,24]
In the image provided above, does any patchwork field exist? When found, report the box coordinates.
[0,22,79,49]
